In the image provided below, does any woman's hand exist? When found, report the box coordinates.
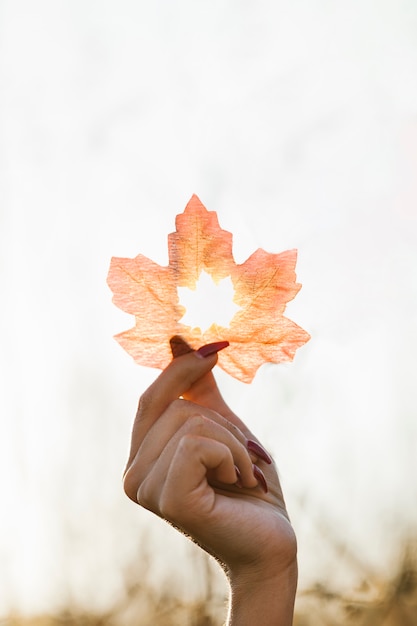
[123,338,297,625]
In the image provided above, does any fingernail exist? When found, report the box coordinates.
[253,465,268,493]
[247,440,273,465]
[196,341,230,358]
[170,335,194,358]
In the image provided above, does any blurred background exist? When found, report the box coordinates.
[1,1,416,624]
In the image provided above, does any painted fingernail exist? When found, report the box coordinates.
[234,466,243,488]
[196,341,230,358]
[247,440,273,465]
[253,464,268,493]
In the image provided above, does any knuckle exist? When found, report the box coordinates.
[177,432,200,453]
[136,390,153,420]
[158,490,178,521]
[186,413,209,434]
[278,522,298,565]
[123,466,140,503]
[123,460,148,505]
[136,479,152,510]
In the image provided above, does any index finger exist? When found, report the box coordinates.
[170,336,256,440]
[126,344,227,468]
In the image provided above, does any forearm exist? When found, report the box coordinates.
[226,559,298,626]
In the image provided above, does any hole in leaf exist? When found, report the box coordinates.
[178,271,241,332]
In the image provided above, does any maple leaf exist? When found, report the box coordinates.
[107,195,310,383]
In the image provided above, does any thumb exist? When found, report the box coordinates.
[170,336,252,436]
[127,343,224,467]
[170,335,232,412]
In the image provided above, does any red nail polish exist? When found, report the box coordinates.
[253,465,268,493]
[247,440,273,465]
[196,341,230,358]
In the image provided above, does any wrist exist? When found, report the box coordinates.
[227,558,298,626]
[225,526,298,626]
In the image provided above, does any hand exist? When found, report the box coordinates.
[123,337,297,625]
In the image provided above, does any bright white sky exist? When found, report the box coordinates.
[1,0,417,617]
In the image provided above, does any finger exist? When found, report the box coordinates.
[170,336,232,413]
[133,398,248,474]
[124,411,257,503]
[162,436,237,515]
[139,424,262,520]
[170,336,255,439]
[170,335,194,358]
[126,348,225,468]
[138,434,236,523]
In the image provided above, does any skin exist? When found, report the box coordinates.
[123,340,298,625]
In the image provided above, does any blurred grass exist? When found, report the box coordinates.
[295,539,417,626]
[2,540,416,626]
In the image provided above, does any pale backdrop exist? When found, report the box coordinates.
[1,0,416,616]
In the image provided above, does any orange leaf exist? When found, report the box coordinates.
[168,197,234,286]
[107,195,310,382]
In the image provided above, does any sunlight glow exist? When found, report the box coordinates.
[177,271,241,331]
[1,1,417,620]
